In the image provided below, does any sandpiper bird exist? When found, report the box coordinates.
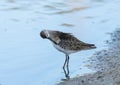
[40,30,96,80]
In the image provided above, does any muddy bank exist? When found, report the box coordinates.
[57,28,120,85]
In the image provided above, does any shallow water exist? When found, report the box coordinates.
[0,0,119,85]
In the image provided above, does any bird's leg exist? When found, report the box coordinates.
[66,55,70,79]
[63,55,68,78]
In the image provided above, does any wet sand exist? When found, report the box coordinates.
[57,28,120,85]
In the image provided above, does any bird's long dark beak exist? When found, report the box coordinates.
[48,38,57,45]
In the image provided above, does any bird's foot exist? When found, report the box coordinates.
[61,76,70,81]
[66,75,70,80]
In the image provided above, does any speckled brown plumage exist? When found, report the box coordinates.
[55,31,96,51]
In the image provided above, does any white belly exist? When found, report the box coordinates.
[53,43,76,55]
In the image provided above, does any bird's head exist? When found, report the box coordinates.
[40,30,50,39]
[40,30,60,44]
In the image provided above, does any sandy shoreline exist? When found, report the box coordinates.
[57,28,120,85]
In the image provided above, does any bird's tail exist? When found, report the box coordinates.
[83,43,96,50]
[88,44,96,49]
